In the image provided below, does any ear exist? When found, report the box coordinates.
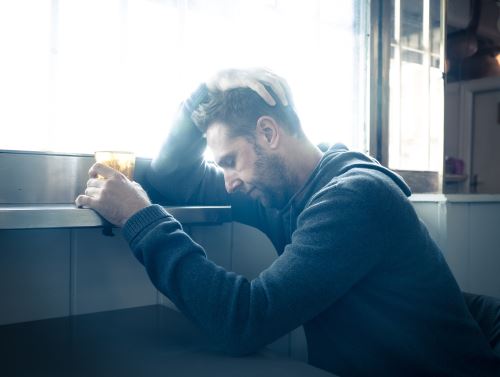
[256,116,280,149]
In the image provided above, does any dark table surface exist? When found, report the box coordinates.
[0,305,335,377]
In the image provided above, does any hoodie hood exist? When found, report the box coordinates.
[279,143,412,217]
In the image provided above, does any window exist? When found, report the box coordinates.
[0,0,369,158]
[388,0,444,172]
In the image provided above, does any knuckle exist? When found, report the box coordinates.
[109,171,123,182]
[75,195,86,207]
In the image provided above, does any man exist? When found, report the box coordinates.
[76,69,500,376]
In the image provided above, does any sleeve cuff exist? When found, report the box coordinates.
[122,204,171,244]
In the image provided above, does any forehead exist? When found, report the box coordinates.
[206,122,251,162]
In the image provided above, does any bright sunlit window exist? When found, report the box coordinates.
[0,0,369,158]
[388,0,444,171]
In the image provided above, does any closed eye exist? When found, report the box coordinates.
[218,153,236,169]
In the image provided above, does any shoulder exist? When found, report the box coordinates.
[315,168,407,206]
[299,167,415,233]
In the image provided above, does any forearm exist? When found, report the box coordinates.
[149,85,207,178]
[123,205,310,355]
[145,84,228,205]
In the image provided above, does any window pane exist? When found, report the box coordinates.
[388,0,443,172]
[0,1,52,151]
[401,0,423,51]
[430,0,441,63]
[1,0,369,158]
[54,0,124,152]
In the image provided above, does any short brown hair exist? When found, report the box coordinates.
[191,87,304,141]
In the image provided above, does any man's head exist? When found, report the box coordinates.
[192,87,303,142]
[192,87,306,209]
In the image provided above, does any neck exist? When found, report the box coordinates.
[285,137,324,192]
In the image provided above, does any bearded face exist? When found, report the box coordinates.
[206,122,295,210]
[249,143,294,209]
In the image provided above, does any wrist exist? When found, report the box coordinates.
[122,204,171,243]
[122,202,150,227]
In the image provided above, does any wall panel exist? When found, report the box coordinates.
[0,229,70,325]
[469,203,500,297]
[71,228,157,315]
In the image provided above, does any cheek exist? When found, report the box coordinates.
[239,169,256,186]
[238,159,259,183]
[245,166,267,188]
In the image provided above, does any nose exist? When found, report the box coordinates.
[224,170,242,193]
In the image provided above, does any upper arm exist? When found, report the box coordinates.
[259,181,387,319]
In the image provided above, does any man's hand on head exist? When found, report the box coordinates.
[75,163,151,227]
[206,68,293,107]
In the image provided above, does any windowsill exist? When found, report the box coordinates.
[0,204,232,230]
[409,194,500,203]
[444,174,468,183]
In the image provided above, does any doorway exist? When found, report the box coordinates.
[470,89,500,193]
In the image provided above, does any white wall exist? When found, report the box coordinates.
[412,198,500,297]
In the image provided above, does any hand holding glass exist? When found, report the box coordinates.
[94,151,135,180]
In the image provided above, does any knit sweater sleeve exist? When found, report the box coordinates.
[122,177,385,355]
[143,84,229,206]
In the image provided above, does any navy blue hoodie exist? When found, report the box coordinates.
[123,86,500,376]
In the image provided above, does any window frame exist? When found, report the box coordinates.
[369,0,447,193]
